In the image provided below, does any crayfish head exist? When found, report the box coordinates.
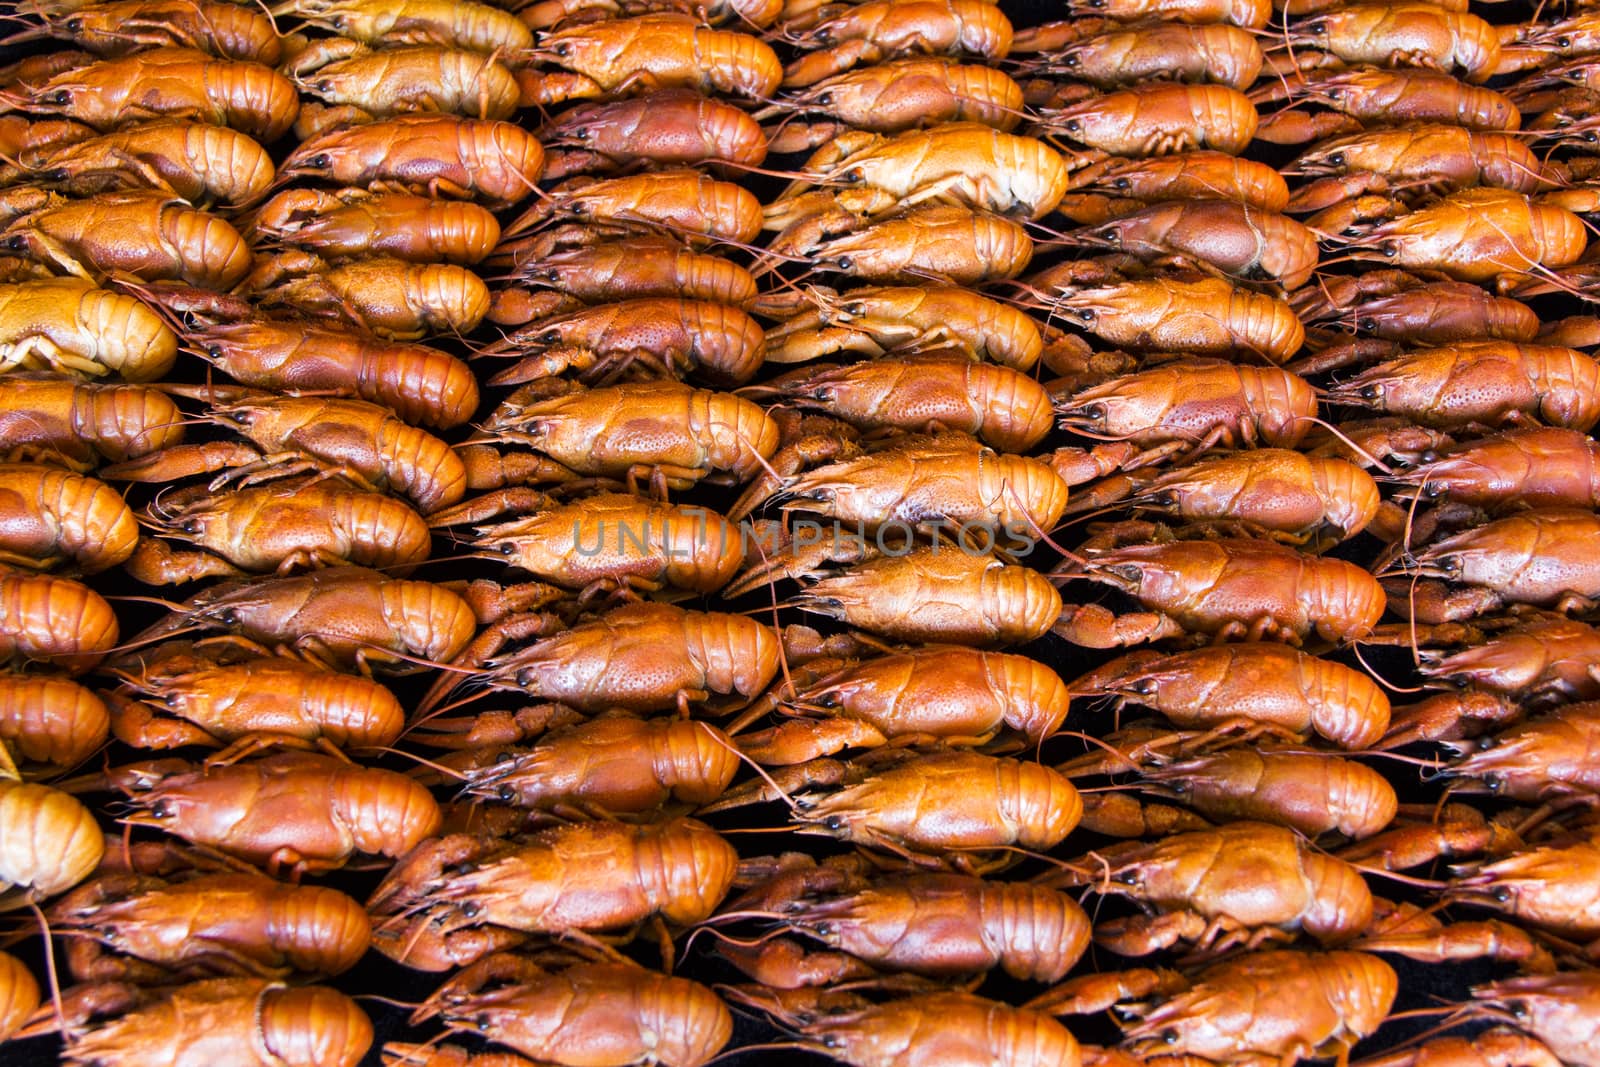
[1413,548,1464,581]
[209,404,256,430]
[1088,559,1145,595]
[1293,18,1327,44]
[1295,145,1348,176]
[1473,971,1600,1062]
[104,759,189,795]
[1056,400,1107,433]
[1322,370,1395,412]
[1123,676,1158,697]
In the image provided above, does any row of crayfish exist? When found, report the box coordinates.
[6,0,1600,1065]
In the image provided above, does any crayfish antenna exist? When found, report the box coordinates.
[1356,748,1445,768]
[750,256,815,305]
[1051,728,1153,776]
[746,244,809,282]
[677,922,786,971]
[19,898,64,1041]
[703,1040,811,1065]
[353,993,424,1011]
[381,1035,456,1066]
[1292,414,1399,475]
[94,612,200,662]
[1381,1003,1472,1036]
[992,278,1056,308]
[1348,864,1452,890]
[697,725,806,821]
[1023,216,1103,246]
[358,746,468,783]
[710,159,828,183]
[996,478,1082,565]
[749,535,798,721]
[412,671,495,722]
[1349,643,1425,694]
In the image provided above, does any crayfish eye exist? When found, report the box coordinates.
[181,519,202,534]
[540,330,559,344]
[1115,869,1138,884]
[497,784,514,801]
[816,91,832,105]
[65,17,82,31]
[1111,563,1142,583]
[477,1016,491,1032]
[834,255,853,270]
[1507,1000,1528,1019]
[5,235,26,251]
[1075,308,1094,322]
[205,343,224,359]
[1423,480,1446,499]
[309,154,331,169]
[1359,384,1380,401]
[1328,152,1345,167]
[1585,130,1598,144]
[1065,119,1081,133]
[843,302,864,317]
[554,43,570,56]
[50,89,71,104]
[217,608,238,625]
[315,79,332,93]
[843,168,863,183]
[150,800,170,818]
[1306,19,1324,34]
[572,127,589,141]
[1131,679,1156,696]
[1484,773,1503,793]
[498,542,515,556]
[1358,317,1377,332]
[1559,35,1572,47]
[1113,177,1130,191]
[823,815,848,832]
[1161,1029,1179,1046]
[1380,241,1398,259]
[1063,54,1079,67]
[1492,885,1512,902]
